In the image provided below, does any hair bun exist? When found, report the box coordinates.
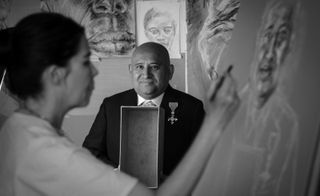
[0,27,14,71]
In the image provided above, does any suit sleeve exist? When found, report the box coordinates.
[82,100,116,167]
[190,100,205,139]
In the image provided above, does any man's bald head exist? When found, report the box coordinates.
[132,42,170,66]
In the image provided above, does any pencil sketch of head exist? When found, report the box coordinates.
[197,0,240,80]
[0,0,12,29]
[250,1,298,109]
[143,7,176,52]
[85,0,135,57]
[41,0,136,57]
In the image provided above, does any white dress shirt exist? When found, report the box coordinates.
[137,93,164,107]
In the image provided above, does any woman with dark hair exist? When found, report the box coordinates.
[0,12,239,196]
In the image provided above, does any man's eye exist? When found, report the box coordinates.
[135,65,144,71]
[150,65,160,71]
[276,27,290,47]
[149,28,160,35]
[163,27,173,34]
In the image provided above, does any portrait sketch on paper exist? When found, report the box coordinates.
[136,1,181,58]
[40,0,136,58]
[187,0,240,107]
[197,0,240,80]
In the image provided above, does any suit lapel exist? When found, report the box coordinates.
[123,89,138,106]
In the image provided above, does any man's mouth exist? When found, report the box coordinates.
[88,31,135,56]
[257,62,274,81]
[90,31,134,43]
[140,79,153,83]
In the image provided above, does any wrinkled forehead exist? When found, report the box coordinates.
[148,13,174,26]
[264,4,292,30]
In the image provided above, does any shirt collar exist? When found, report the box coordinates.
[137,93,164,107]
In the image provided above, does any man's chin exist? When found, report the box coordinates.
[137,89,158,98]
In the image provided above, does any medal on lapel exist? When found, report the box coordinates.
[168,102,178,125]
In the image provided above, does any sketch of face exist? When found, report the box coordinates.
[252,3,293,108]
[0,0,12,29]
[85,0,135,56]
[144,8,176,51]
[40,0,135,57]
[198,0,240,80]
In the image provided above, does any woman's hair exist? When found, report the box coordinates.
[4,12,85,100]
[0,28,13,81]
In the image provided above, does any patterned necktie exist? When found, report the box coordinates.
[141,100,157,107]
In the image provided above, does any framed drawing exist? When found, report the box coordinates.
[136,0,181,58]
[40,0,136,58]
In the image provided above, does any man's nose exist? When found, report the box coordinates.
[157,31,166,40]
[112,16,118,31]
[265,38,276,60]
[94,0,127,14]
[141,67,152,77]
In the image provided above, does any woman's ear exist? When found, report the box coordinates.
[44,65,67,85]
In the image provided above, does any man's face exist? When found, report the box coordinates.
[129,49,173,100]
[253,3,293,108]
[145,13,175,50]
[85,0,135,56]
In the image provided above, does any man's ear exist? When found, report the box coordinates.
[169,64,174,80]
[44,65,67,85]
[128,64,133,73]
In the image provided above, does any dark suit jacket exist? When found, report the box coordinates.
[83,85,205,175]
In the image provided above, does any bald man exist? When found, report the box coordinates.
[83,42,205,179]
